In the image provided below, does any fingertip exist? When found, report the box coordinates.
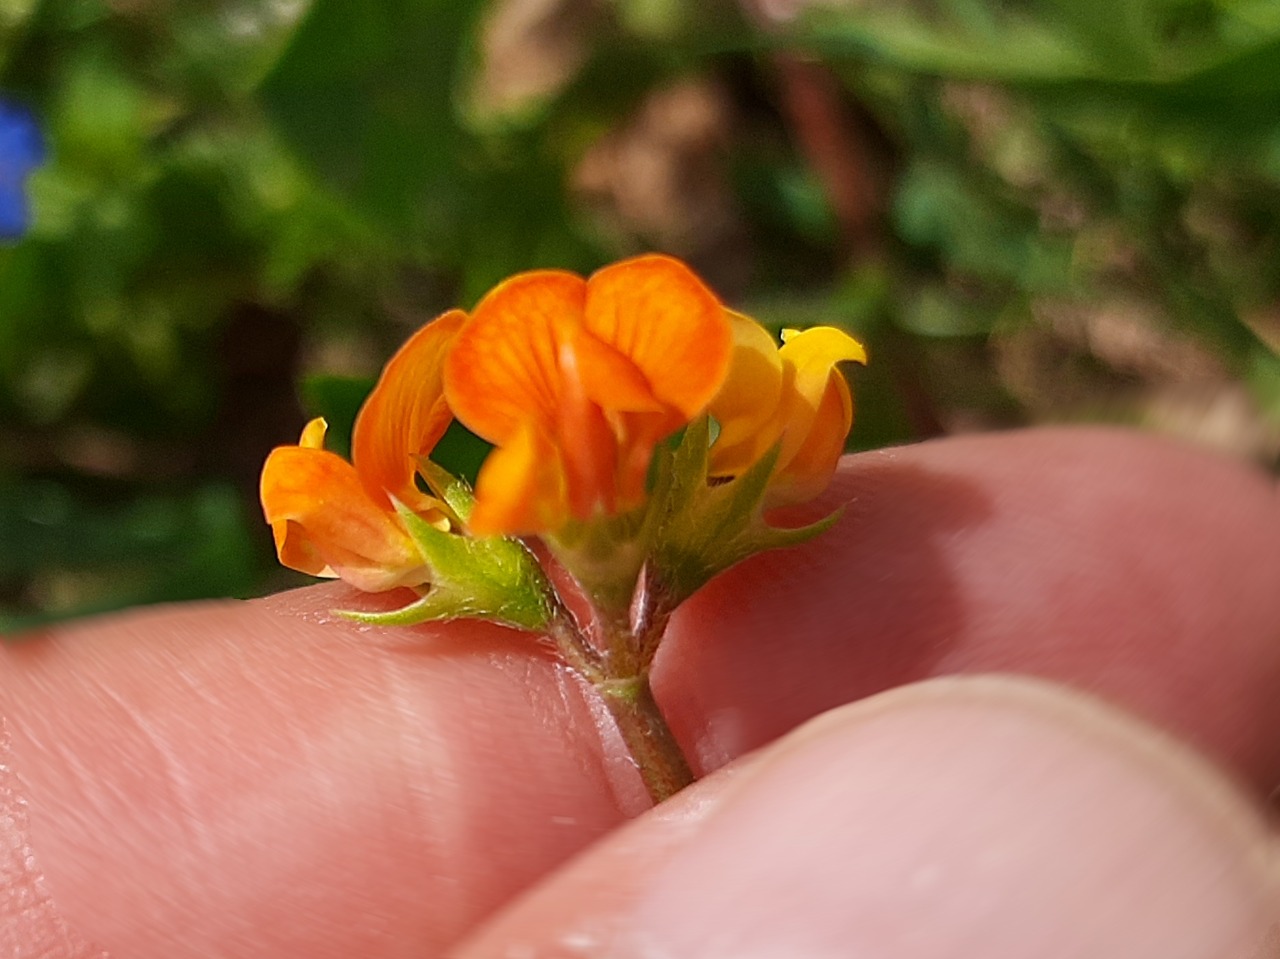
[461,676,1280,958]
[0,591,630,958]
[660,428,1280,791]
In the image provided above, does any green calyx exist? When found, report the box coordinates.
[335,425,840,637]
[545,417,842,631]
[337,463,553,632]
[545,507,654,624]
[646,416,841,609]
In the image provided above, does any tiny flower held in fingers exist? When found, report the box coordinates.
[260,253,867,806]
[260,416,433,592]
[260,311,555,631]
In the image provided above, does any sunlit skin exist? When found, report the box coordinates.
[4,430,1277,957]
[259,312,465,591]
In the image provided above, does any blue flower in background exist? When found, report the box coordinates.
[0,99,45,241]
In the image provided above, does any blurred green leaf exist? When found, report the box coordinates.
[260,0,486,233]
[165,0,316,97]
[299,371,373,459]
[0,0,38,70]
[796,1,1280,134]
[893,161,1074,296]
[795,9,1100,84]
[0,479,259,633]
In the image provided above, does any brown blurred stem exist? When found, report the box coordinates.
[544,591,693,805]
[773,54,883,261]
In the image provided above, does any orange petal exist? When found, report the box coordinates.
[445,256,737,534]
[609,409,683,510]
[444,270,586,444]
[582,254,733,419]
[268,418,337,576]
[707,311,786,477]
[554,326,646,519]
[272,519,330,578]
[767,371,853,507]
[562,324,665,416]
[260,444,426,592]
[468,425,569,536]
[352,310,466,508]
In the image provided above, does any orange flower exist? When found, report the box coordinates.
[259,312,465,591]
[443,254,734,535]
[708,315,866,506]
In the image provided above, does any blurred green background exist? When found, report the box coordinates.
[2,0,1278,630]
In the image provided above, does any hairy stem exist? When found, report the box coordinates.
[596,673,694,804]
[544,589,694,805]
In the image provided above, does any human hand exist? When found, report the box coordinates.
[1,428,1277,957]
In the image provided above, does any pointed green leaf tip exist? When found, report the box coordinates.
[416,456,477,523]
[338,470,554,631]
[647,416,843,607]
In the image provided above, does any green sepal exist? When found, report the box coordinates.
[648,416,842,608]
[337,592,483,628]
[415,457,476,524]
[545,508,652,623]
[338,499,553,632]
[542,424,703,623]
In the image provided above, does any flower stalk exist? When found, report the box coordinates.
[596,673,693,803]
[542,574,692,804]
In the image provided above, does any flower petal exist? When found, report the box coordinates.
[468,425,570,535]
[775,326,867,468]
[0,100,44,241]
[299,416,329,450]
[444,256,737,535]
[561,323,666,415]
[352,310,466,508]
[707,311,786,477]
[260,444,427,592]
[582,254,733,419]
[444,270,586,443]
[767,371,853,507]
[554,332,626,518]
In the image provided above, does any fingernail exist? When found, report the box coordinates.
[624,676,1280,959]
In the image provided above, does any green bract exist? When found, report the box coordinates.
[337,466,553,632]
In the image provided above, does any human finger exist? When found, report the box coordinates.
[0,428,1275,957]
[459,676,1280,958]
[658,427,1280,794]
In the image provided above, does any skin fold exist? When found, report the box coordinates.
[0,427,1277,957]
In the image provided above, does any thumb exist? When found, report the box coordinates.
[460,675,1280,958]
